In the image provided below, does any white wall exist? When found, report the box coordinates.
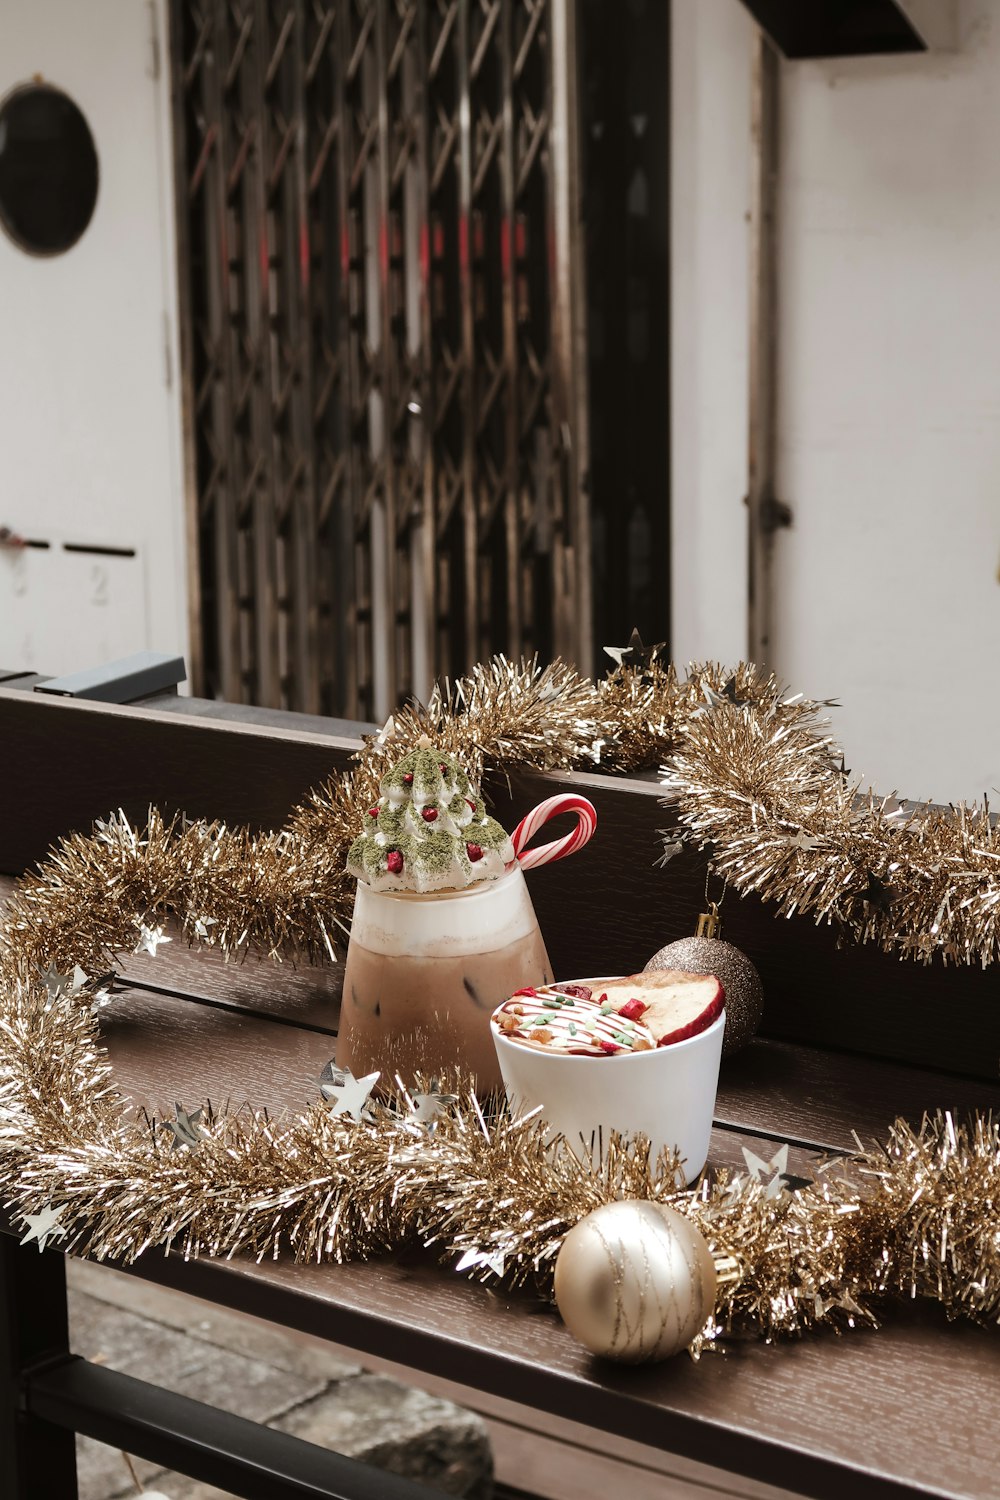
[672,0,1000,805]
[670,0,754,669]
[772,0,1000,803]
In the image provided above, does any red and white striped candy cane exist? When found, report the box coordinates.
[511,794,597,871]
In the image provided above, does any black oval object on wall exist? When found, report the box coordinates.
[0,83,99,255]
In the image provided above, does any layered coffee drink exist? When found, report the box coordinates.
[337,866,552,1089]
[336,740,554,1092]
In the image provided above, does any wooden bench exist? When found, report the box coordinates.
[2,675,999,1500]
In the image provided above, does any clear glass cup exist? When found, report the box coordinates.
[336,863,552,1093]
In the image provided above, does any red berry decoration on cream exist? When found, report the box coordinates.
[555,982,593,1002]
[618,998,648,1022]
[386,850,404,875]
[368,807,379,818]
[403,772,414,784]
[466,798,477,811]
[467,843,484,862]
[421,807,439,822]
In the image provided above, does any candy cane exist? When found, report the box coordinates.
[511,794,597,871]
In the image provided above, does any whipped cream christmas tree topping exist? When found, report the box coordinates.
[347,741,514,892]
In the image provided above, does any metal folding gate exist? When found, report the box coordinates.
[171,0,590,720]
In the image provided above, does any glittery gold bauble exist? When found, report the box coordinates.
[553,1201,717,1362]
[646,937,763,1056]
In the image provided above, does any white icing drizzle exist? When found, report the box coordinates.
[493,983,655,1055]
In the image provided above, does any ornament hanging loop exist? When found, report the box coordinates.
[696,903,723,941]
[698,869,728,939]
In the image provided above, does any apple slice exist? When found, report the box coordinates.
[599,969,725,1047]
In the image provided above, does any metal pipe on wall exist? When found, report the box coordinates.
[549,0,592,677]
[746,27,783,667]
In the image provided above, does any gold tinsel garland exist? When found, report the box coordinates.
[2,947,1000,1346]
[2,649,1000,1349]
[5,650,996,974]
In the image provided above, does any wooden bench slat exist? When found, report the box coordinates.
[713,1037,1000,1152]
[95,976,1000,1159]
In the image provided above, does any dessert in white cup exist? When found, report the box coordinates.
[491,973,726,1183]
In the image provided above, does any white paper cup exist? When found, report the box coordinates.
[491,987,725,1184]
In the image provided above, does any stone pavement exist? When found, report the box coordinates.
[68,1259,493,1500]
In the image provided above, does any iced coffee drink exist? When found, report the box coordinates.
[336,739,593,1093]
[338,866,552,1089]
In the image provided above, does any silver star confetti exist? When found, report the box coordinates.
[163,1104,208,1150]
[656,833,685,868]
[39,963,74,1002]
[20,1203,67,1252]
[456,1246,506,1277]
[85,971,118,1012]
[858,871,896,915]
[603,628,667,675]
[320,1063,380,1121]
[410,1081,459,1126]
[39,964,90,1012]
[742,1143,790,1199]
[742,1142,812,1197]
[688,680,726,718]
[135,924,172,957]
[720,675,755,708]
[193,915,217,940]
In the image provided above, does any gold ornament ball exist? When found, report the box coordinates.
[645,938,763,1056]
[553,1201,717,1362]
